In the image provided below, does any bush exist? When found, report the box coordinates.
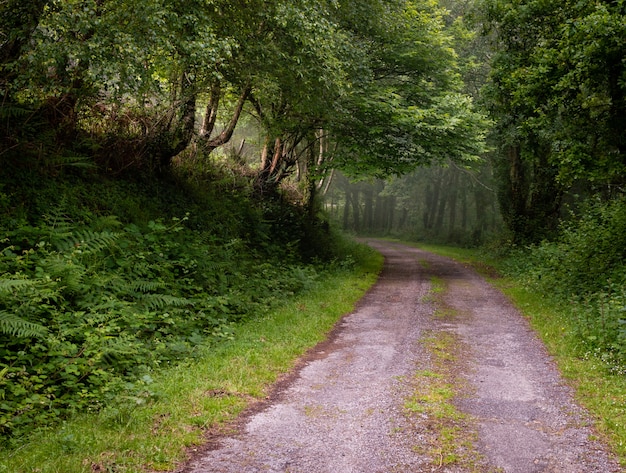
[503,197,626,370]
[0,211,333,442]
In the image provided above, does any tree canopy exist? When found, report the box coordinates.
[1,0,488,186]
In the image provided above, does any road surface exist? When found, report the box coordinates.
[180,240,620,473]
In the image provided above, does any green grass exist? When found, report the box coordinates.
[404,331,484,471]
[402,270,486,471]
[411,241,626,467]
[0,250,383,473]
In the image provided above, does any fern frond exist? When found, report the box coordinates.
[137,294,192,309]
[0,279,34,293]
[124,261,151,277]
[43,207,75,241]
[41,254,86,294]
[56,230,120,253]
[47,156,96,169]
[125,280,166,293]
[0,105,32,119]
[92,215,123,231]
[0,310,47,338]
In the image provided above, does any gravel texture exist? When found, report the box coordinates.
[180,240,621,473]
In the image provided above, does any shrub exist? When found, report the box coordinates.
[503,197,626,370]
[0,207,329,442]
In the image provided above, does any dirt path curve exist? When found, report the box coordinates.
[180,240,621,473]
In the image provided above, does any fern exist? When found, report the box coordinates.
[40,254,86,294]
[56,230,120,253]
[136,294,193,310]
[0,105,32,120]
[125,280,166,293]
[123,261,151,277]
[0,310,47,338]
[44,208,75,241]
[47,155,96,170]
[0,279,34,293]
[92,215,124,231]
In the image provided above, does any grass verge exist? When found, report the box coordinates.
[411,241,626,467]
[0,249,383,473]
[404,331,481,470]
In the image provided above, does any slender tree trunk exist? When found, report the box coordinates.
[343,186,352,230]
[430,169,447,232]
[363,188,374,233]
[260,137,271,171]
[447,169,460,239]
[154,73,197,169]
[473,187,488,242]
[460,186,468,231]
[385,196,395,233]
[199,83,221,138]
[351,186,360,232]
[199,85,251,155]
[268,137,283,176]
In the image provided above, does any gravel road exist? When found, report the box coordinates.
[180,240,621,472]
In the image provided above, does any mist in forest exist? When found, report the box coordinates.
[325,163,502,246]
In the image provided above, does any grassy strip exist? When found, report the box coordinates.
[405,331,483,470]
[402,269,491,471]
[412,241,626,466]
[0,251,383,473]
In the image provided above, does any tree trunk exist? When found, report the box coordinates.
[199,85,251,156]
[447,169,460,239]
[385,196,395,233]
[363,187,374,233]
[199,83,221,138]
[343,188,351,231]
[351,186,360,232]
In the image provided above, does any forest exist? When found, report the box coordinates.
[1,0,625,463]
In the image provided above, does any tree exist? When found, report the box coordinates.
[329,0,489,178]
[1,0,490,211]
[481,0,626,242]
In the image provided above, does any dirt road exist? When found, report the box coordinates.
[180,240,621,472]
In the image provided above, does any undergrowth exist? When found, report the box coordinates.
[0,165,359,446]
[502,197,626,373]
[0,246,381,472]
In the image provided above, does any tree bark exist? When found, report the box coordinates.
[199,83,221,139]
[447,169,460,239]
[363,187,374,233]
[199,85,251,155]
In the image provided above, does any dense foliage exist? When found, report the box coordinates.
[0,166,363,443]
[1,0,487,186]
[503,198,626,371]
[481,0,626,243]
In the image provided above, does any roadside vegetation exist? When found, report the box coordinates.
[1,0,476,466]
[0,165,383,472]
[0,255,381,473]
